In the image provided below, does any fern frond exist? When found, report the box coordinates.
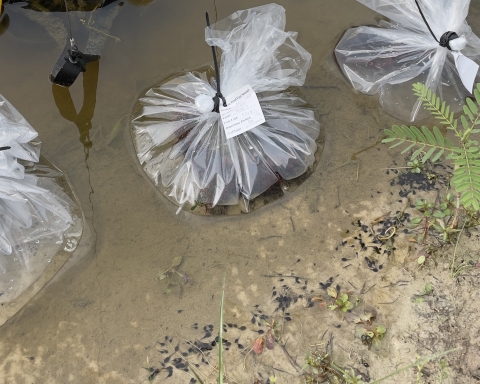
[384,82,480,211]
[413,83,455,127]
[382,125,453,162]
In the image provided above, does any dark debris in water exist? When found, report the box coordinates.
[389,163,449,197]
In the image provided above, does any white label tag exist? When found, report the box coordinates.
[220,85,265,139]
[452,51,479,93]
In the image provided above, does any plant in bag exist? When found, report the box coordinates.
[0,94,81,306]
[131,4,320,214]
[335,0,480,122]
[383,83,480,211]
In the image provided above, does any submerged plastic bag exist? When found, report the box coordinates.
[335,0,480,122]
[0,95,82,304]
[131,4,320,213]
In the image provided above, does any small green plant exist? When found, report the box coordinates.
[327,287,354,312]
[383,82,480,210]
[406,192,479,253]
[355,324,387,349]
[411,283,433,303]
[156,256,189,294]
[408,159,424,173]
[303,352,345,383]
[303,348,460,384]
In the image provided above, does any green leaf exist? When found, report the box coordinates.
[376,325,387,334]
[382,137,397,143]
[422,147,436,163]
[384,129,396,138]
[433,211,446,218]
[402,125,416,140]
[421,126,436,145]
[452,173,474,184]
[463,104,474,122]
[474,88,480,107]
[418,255,426,264]
[413,297,424,303]
[411,145,425,161]
[411,126,427,143]
[445,138,454,148]
[455,182,472,193]
[473,199,480,211]
[467,97,478,115]
[410,217,423,225]
[461,115,469,131]
[389,140,406,149]
[341,294,348,302]
[431,149,444,162]
[401,142,417,154]
[433,126,445,146]
[392,125,406,139]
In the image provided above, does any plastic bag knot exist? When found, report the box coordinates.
[212,92,227,113]
[439,31,459,51]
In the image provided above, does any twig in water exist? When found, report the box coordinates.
[280,342,301,373]
[378,296,399,305]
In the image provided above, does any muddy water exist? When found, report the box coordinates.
[0,0,480,383]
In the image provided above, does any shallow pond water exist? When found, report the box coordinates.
[1,0,480,383]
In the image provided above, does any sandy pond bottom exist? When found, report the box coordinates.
[1,0,480,383]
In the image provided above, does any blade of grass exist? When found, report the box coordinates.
[218,274,226,384]
[187,363,204,384]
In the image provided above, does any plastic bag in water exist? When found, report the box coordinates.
[0,95,83,304]
[335,0,480,122]
[131,4,320,214]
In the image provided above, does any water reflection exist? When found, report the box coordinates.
[52,60,99,150]
[0,6,9,36]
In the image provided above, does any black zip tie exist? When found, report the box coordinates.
[414,0,459,50]
[0,146,10,151]
[439,31,459,50]
[206,12,227,113]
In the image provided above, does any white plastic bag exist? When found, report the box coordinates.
[335,0,480,122]
[131,4,320,212]
[0,95,82,303]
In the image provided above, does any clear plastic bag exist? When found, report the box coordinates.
[335,0,480,122]
[0,95,83,304]
[131,4,320,213]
